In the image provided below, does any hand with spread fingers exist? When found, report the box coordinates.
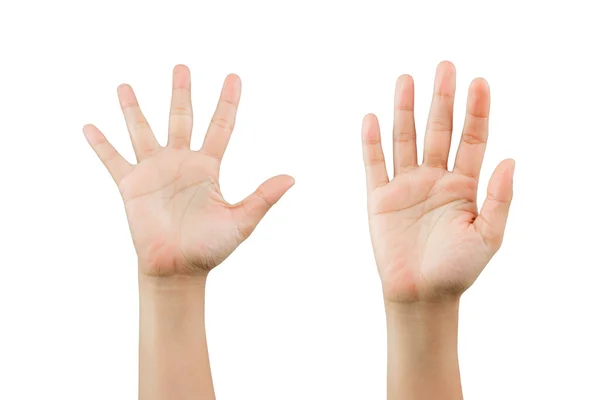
[84,65,294,277]
[363,61,514,303]
[84,65,293,400]
[362,61,514,400]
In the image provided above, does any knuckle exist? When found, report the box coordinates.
[395,104,414,112]
[363,138,381,146]
[210,116,234,132]
[363,145,385,166]
[425,154,447,168]
[254,187,273,206]
[171,105,192,117]
[121,100,139,111]
[219,98,238,112]
[103,149,119,163]
[434,91,455,100]
[393,130,416,143]
[487,192,511,205]
[365,156,385,167]
[461,132,487,145]
[427,118,453,133]
[132,120,150,132]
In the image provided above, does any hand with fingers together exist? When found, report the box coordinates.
[362,61,515,400]
[83,65,294,400]
[84,65,294,277]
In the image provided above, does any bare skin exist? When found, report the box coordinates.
[84,65,293,400]
[362,61,514,400]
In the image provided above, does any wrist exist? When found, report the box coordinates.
[138,273,208,328]
[138,272,208,293]
[137,255,213,278]
[384,297,460,320]
[138,254,210,291]
[384,298,460,339]
[384,298,460,353]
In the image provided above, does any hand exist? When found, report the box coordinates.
[362,61,514,303]
[84,65,294,277]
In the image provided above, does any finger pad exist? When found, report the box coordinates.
[362,114,380,142]
[222,74,242,101]
[172,64,191,89]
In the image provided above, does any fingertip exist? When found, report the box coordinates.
[172,65,191,89]
[173,64,190,73]
[470,77,489,91]
[285,175,296,187]
[434,61,456,95]
[82,124,94,141]
[362,113,380,142]
[465,78,491,119]
[117,85,139,111]
[437,60,456,75]
[117,83,132,94]
[278,174,296,190]
[277,176,296,200]
[225,73,242,93]
[396,74,414,88]
[506,157,516,170]
[498,158,516,176]
[226,73,241,83]
[468,78,490,105]
[82,124,104,145]
[219,74,241,103]
[395,75,415,111]
[395,75,415,104]
[362,113,379,126]
[117,84,138,107]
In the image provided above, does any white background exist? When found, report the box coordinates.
[1,1,599,399]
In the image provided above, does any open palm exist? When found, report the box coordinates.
[84,65,294,276]
[362,62,514,303]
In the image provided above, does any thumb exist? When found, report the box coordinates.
[234,174,295,239]
[475,159,515,251]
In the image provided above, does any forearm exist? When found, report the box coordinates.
[138,273,215,400]
[385,298,462,400]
